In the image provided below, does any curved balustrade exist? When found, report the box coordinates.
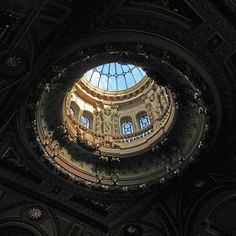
[68,118,154,143]
[111,125,154,143]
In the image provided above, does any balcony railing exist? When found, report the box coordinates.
[111,125,154,143]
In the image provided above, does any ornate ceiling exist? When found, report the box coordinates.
[0,0,236,235]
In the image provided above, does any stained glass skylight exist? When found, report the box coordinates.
[83,62,146,92]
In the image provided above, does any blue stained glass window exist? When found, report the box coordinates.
[83,62,146,92]
[81,116,90,129]
[122,121,134,135]
[139,115,150,129]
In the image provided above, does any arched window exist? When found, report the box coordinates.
[139,115,150,129]
[70,107,76,117]
[70,101,80,119]
[81,115,90,128]
[121,121,134,135]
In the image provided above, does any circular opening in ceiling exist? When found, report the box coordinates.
[29,39,210,193]
[64,62,176,158]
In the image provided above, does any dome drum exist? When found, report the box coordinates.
[64,70,176,158]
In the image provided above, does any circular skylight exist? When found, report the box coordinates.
[83,62,146,92]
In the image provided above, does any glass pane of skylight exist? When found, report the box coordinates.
[122,65,129,73]
[103,64,109,74]
[139,68,146,77]
[125,72,136,88]
[109,63,116,75]
[116,63,123,74]
[84,69,93,81]
[117,75,127,90]
[108,76,117,91]
[128,64,135,69]
[90,71,100,87]
[99,75,108,90]
[96,65,103,72]
[132,68,143,83]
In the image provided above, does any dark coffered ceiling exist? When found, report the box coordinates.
[0,0,236,235]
